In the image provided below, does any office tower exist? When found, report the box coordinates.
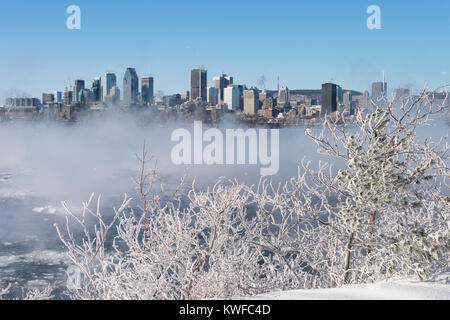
[337,85,343,103]
[190,69,207,101]
[141,76,154,104]
[6,97,40,107]
[102,72,117,101]
[207,86,219,106]
[393,88,410,100]
[372,73,388,102]
[104,86,120,105]
[123,67,139,105]
[181,91,190,101]
[164,94,182,107]
[42,93,55,105]
[244,88,259,115]
[278,87,290,105]
[54,91,62,103]
[259,90,272,103]
[63,90,73,105]
[79,89,93,103]
[73,80,85,102]
[358,90,370,109]
[212,73,233,103]
[372,82,387,101]
[321,83,338,114]
[223,86,240,111]
[91,78,102,102]
[343,91,352,114]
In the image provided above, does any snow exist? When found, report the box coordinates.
[242,273,450,300]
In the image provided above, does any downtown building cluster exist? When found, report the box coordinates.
[2,67,444,123]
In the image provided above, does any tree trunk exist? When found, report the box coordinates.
[343,232,354,284]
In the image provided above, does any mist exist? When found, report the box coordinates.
[0,110,447,297]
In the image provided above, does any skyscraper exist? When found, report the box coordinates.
[277,87,290,105]
[212,73,233,103]
[393,88,410,100]
[54,91,62,103]
[102,73,117,101]
[358,90,370,110]
[372,73,388,102]
[104,86,120,105]
[91,78,102,102]
[141,76,154,104]
[42,93,55,105]
[223,86,240,111]
[207,86,219,106]
[63,90,73,105]
[343,91,352,114]
[244,88,259,115]
[321,83,338,114]
[73,80,85,102]
[123,67,139,105]
[190,69,207,101]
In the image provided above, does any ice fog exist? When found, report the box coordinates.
[0,111,447,297]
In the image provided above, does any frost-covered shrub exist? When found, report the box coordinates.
[55,87,449,299]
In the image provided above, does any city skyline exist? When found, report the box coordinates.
[0,0,449,99]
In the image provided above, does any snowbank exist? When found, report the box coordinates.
[243,274,450,300]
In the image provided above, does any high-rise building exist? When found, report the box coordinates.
[337,85,343,103]
[277,87,290,105]
[372,74,388,102]
[321,83,338,114]
[63,90,73,105]
[393,88,410,100]
[212,73,233,103]
[123,67,139,105]
[358,90,370,110]
[54,91,62,103]
[6,98,40,107]
[102,73,117,101]
[190,69,207,101]
[343,91,352,114]
[73,80,85,102]
[259,91,271,104]
[42,93,55,105]
[104,86,120,105]
[207,86,219,106]
[181,91,190,101]
[244,88,259,115]
[141,76,154,104]
[223,86,240,111]
[79,89,93,103]
[91,78,102,102]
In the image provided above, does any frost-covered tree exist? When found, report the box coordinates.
[303,87,449,284]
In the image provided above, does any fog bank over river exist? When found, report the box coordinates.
[0,112,447,298]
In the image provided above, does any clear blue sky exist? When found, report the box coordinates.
[0,0,449,98]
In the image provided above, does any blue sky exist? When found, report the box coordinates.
[0,0,449,98]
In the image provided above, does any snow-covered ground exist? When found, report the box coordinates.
[243,273,450,300]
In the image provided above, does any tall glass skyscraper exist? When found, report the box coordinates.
[190,69,207,101]
[212,73,233,103]
[321,83,338,114]
[102,73,117,101]
[92,77,102,102]
[123,67,139,105]
[73,80,85,102]
[141,76,154,104]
